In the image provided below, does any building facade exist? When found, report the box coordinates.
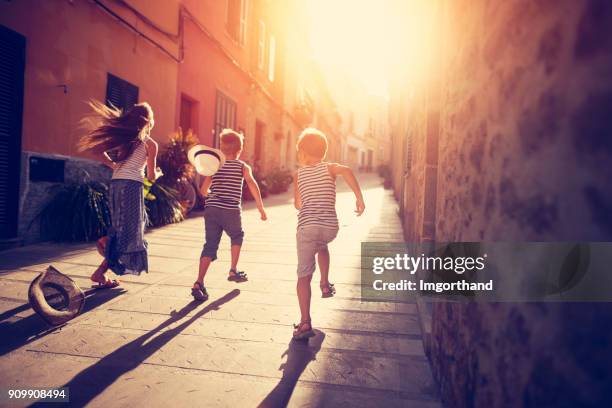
[0,0,344,246]
[387,1,612,406]
[1,0,180,245]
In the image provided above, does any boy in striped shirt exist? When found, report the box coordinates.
[192,129,267,301]
[292,128,365,339]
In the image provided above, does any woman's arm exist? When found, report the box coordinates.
[330,163,365,215]
[101,152,117,170]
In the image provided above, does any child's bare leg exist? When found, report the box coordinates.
[196,256,213,285]
[91,259,109,283]
[96,236,108,256]
[317,248,330,286]
[230,245,241,272]
[297,273,313,325]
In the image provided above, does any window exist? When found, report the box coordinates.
[258,20,266,70]
[268,35,276,82]
[226,0,247,44]
[214,91,237,147]
[239,0,248,45]
[105,73,138,111]
[180,94,198,134]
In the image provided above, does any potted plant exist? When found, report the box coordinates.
[265,168,293,194]
[156,128,201,214]
[36,180,111,242]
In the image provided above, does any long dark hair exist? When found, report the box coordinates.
[79,100,154,162]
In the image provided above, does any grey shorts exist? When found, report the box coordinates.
[201,206,244,261]
[296,226,339,278]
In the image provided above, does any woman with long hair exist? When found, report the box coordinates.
[79,101,161,288]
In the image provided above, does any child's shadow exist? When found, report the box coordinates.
[258,330,326,408]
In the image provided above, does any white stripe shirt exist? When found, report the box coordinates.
[206,159,245,210]
[297,162,338,229]
[112,140,147,182]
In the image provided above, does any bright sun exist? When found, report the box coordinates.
[306,0,436,97]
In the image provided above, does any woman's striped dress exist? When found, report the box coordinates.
[297,162,338,229]
[206,159,245,209]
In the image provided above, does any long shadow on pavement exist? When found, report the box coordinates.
[258,330,326,408]
[0,288,126,357]
[29,289,241,407]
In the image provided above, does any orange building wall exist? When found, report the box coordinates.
[176,6,251,147]
[0,0,179,160]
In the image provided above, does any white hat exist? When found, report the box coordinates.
[188,145,226,176]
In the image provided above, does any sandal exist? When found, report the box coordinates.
[228,269,248,282]
[292,320,315,340]
[320,282,336,298]
[191,281,209,301]
[91,279,120,290]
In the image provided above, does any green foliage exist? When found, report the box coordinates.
[265,168,293,194]
[378,164,392,189]
[145,183,184,228]
[157,128,198,187]
[37,181,111,242]
[156,128,202,213]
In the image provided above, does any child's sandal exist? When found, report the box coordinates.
[292,320,315,340]
[228,269,248,282]
[191,281,209,301]
[320,282,336,298]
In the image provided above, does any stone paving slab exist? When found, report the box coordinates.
[72,315,425,357]
[103,295,421,335]
[138,284,417,314]
[0,350,440,408]
[161,273,366,299]
[22,326,434,395]
[0,176,440,407]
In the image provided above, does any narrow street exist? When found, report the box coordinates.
[0,174,440,407]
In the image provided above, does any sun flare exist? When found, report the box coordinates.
[306,0,436,97]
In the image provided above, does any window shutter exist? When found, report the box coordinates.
[106,73,139,111]
[0,25,26,239]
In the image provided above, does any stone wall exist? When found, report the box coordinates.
[436,0,612,243]
[18,152,112,244]
[391,0,612,406]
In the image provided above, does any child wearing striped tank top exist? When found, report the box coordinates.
[191,129,267,302]
[292,128,365,340]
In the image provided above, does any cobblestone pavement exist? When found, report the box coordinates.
[0,174,440,407]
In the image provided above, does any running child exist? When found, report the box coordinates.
[78,101,161,288]
[191,129,267,301]
[292,128,365,340]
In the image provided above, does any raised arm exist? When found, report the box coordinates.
[243,163,267,220]
[330,163,365,216]
[293,171,302,210]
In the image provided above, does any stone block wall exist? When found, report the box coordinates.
[391,0,612,406]
[436,0,612,243]
[18,152,112,244]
